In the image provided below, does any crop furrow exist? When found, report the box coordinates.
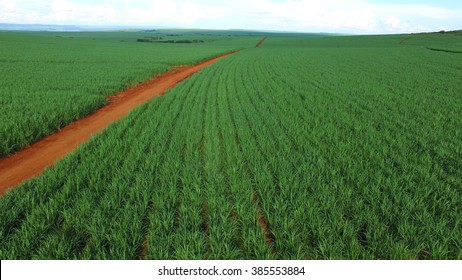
[240,56,310,258]
[225,58,275,258]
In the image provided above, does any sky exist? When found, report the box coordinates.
[0,0,461,34]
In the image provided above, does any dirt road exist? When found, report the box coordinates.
[0,52,235,195]
[399,37,413,44]
[256,37,267,48]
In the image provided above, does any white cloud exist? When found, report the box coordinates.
[381,15,413,32]
[1,0,461,33]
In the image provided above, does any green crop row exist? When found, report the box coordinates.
[1,33,461,259]
[0,32,257,158]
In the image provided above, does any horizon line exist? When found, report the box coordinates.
[0,22,458,36]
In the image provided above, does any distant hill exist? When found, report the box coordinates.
[142,28,332,38]
[445,30,462,35]
[429,29,462,35]
[0,23,333,37]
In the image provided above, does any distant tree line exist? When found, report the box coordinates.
[137,37,205,43]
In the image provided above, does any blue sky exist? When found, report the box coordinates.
[0,0,461,34]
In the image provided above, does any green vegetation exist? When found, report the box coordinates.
[1,32,462,259]
[435,30,462,36]
[0,31,257,158]
[137,37,205,43]
[399,31,462,53]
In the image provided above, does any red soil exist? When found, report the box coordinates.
[252,192,275,251]
[256,37,267,48]
[0,52,235,195]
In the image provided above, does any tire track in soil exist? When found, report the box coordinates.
[0,52,236,195]
[137,199,154,260]
[253,192,276,251]
[229,60,276,256]
[223,64,250,256]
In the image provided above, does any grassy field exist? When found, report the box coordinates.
[0,31,257,158]
[1,31,461,259]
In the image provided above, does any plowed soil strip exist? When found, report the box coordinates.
[0,52,235,195]
[256,37,267,48]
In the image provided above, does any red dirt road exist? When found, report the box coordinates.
[399,37,413,44]
[0,52,234,195]
[256,37,267,48]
